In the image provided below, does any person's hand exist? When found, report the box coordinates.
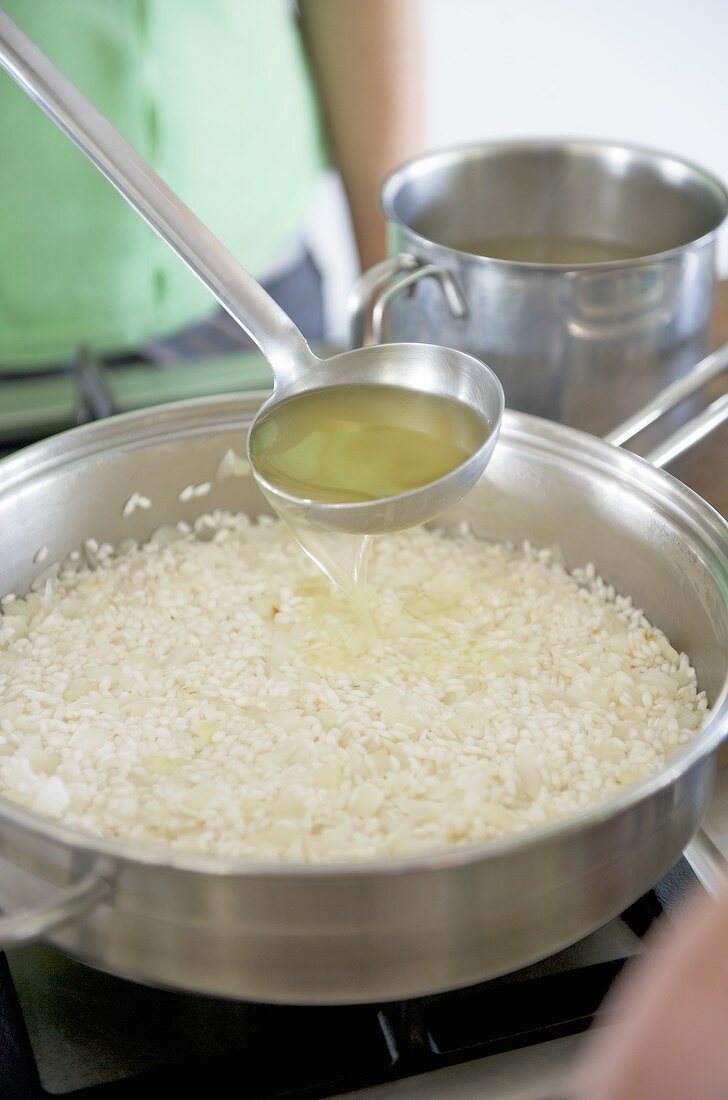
[570,881,728,1100]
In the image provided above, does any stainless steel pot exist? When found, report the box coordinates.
[0,387,727,1005]
[350,140,728,434]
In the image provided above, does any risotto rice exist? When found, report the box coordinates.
[0,514,707,861]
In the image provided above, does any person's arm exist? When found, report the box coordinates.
[570,882,728,1100]
[298,0,423,271]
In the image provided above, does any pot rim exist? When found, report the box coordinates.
[1,395,727,879]
[380,136,728,272]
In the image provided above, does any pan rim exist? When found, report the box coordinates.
[1,394,726,879]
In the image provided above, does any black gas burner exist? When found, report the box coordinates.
[0,860,695,1099]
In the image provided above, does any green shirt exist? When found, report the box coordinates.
[0,0,326,367]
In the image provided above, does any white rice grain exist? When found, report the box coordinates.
[0,516,707,862]
[215,449,250,480]
[122,492,151,518]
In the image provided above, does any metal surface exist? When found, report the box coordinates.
[352,139,728,434]
[0,393,727,1003]
[684,828,727,896]
[0,866,107,948]
[598,331,728,468]
[248,342,504,536]
[76,347,119,423]
[0,12,505,536]
[604,338,728,445]
[6,909,643,1092]
[339,1036,579,1100]
[643,394,728,467]
[348,254,419,348]
[697,765,728,890]
[371,264,467,345]
[8,864,691,1094]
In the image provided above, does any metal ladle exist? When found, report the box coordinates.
[0,12,504,535]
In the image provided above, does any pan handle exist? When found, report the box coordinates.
[0,865,108,948]
[604,339,728,448]
[642,394,728,468]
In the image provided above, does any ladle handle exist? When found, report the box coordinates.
[0,10,315,386]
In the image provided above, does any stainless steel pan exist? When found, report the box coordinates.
[0,380,727,1004]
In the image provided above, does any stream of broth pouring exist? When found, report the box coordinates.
[249,241,644,613]
[249,385,489,618]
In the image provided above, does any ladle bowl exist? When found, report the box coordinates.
[249,341,503,534]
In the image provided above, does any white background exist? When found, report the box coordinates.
[419,0,728,272]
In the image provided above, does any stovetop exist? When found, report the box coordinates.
[0,860,697,1099]
[0,351,272,452]
[0,332,330,453]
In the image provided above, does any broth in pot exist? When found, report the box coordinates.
[451,234,649,264]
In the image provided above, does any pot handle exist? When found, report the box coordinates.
[348,254,467,348]
[604,338,728,457]
[0,865,108,948]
